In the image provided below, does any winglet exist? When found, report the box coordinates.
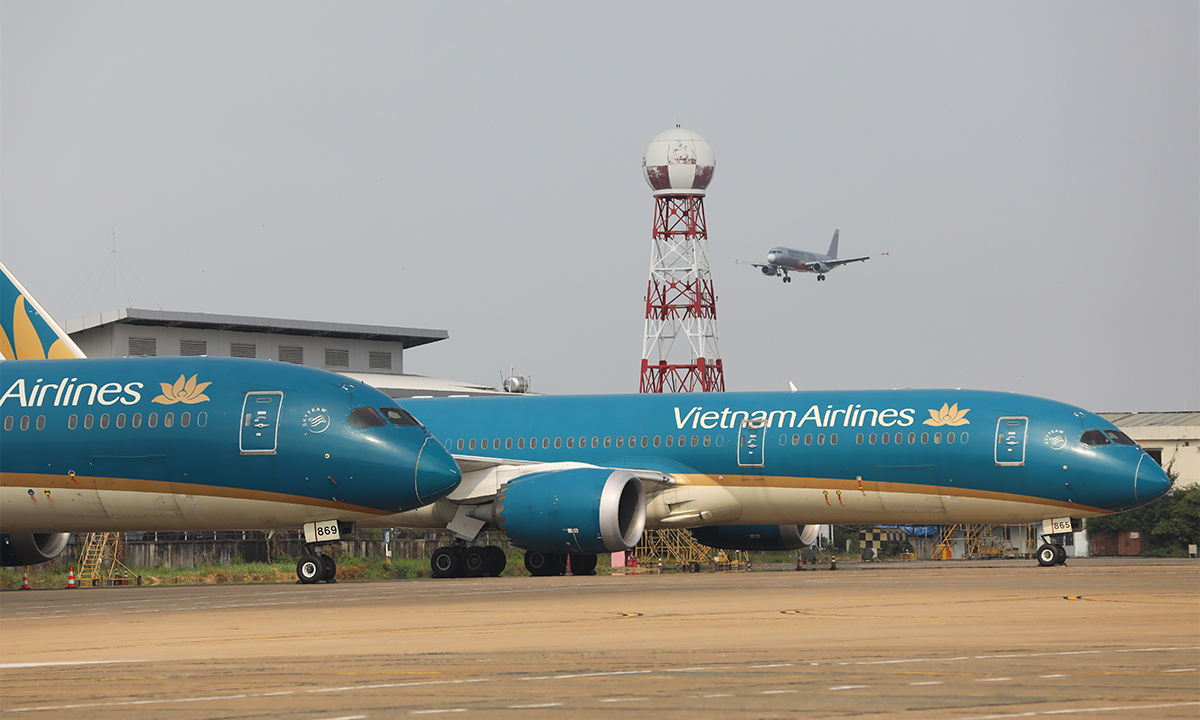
[0,261,86,360]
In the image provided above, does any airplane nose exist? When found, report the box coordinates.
[1135,455,1172,504]
[414,438,462,504]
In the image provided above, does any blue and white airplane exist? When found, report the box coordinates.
[0,262,461,583]
[375,389,1172,577]
[738,229,869,282]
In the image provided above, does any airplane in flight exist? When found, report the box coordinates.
[738,229,869,282]
[373,389,1173,577]
[0,262,461,583]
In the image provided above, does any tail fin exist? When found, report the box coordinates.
[0,261,86,360]
[826,230,840,259]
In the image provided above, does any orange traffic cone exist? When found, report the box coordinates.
[20,570,31,589]
[66,567,77,589]
[829,554,838,571]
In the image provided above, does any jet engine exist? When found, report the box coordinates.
[493,468,646,553]
[760,266,779,276]
[1,533,70,566]
[689,524,820,551]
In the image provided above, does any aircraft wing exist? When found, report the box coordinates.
[734,260,772,269]
[448,455,675,503]
[801,255,869,271]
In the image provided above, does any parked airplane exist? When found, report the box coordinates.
[738,230,869,282]
[372,391,1173,576]
[0,262,461,583]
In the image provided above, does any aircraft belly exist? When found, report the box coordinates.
[0,484,106,533]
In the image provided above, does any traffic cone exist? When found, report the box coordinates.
[20,570,31,589]
[796,551,804,571]
[564,555,573,577]
[66,567,77,589]
[829,554,838,571]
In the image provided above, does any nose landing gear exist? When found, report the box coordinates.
[1036,537,1068,567]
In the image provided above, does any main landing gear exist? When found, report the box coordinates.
[1036,536,1068,567]
[297,545,339,584]
[817,274,827,282]
[524,550,598,577]
[430,539,508,578]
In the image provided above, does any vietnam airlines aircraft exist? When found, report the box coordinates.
[738,229,869,282]
[0,262,461,583]
[369,391,1172,577]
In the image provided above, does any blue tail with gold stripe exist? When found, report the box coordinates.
[0,261,86,360]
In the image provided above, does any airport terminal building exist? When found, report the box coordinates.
[64,308,507,397]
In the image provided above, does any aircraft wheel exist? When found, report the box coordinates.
[431,547,462,578]
[485,546,507,576]
[570,553,598,576]
[320,554,337,583]
[1052,544,1068,565]
[462,546,491,577]
[297,554,323,584]
[1036,544,1058,567]
[524,550,556,577]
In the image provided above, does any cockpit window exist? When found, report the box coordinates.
[380,406,420,427]
[1104,429,1137,446]
[347,407,387,429]
[1080,429,1110,446]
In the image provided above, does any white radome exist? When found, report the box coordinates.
[642,127,715,195]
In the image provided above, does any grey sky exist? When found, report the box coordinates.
[2,2,1196,412]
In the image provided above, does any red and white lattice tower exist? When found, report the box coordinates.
[639,127,724,394]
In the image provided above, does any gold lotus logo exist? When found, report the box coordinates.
[1,296,77,360]
[923,403,970,426]
[152,374,212,405]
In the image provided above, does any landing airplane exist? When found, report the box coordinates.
[370,390,1172,577]
[738,229,869,282]
[0,262,461,583]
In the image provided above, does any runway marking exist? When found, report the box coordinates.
[829,685,869,691]
[316,716,368,720]
[1040,674,1066,679]
[974,677,1011,682]
[0,659,147,669]
[750,663,793,668]
[956,700,1200,719]
[599,697,646,703]
[310,679,490,693]
[618,612,643,618]
[665,667,717,672]
[761,690,799,694]
[523,670,651,680]
[1163,668,1196,673]
[910,681,944,686]
[508,703,562,709]
[410,710,466,715]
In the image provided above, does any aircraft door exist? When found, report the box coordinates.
[995,417,1028,466]
[241,391,284,455]
[737,419,765,468]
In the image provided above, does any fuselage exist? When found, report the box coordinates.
[1,357,461,534]
[403,389,1171,527]
[767,246,829,273]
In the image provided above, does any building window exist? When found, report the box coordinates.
[279,346,304,365]
[325,349,350,368]
[128,337,156,356]
[369,351,392,370]
[231,343,256,359]
[180,340,207,356]
[1144,448,1163,466]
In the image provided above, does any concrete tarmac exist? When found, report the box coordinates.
[2,559,1197,719]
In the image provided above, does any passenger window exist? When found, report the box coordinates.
[934,432,942,444]
[831,434,838,446]
[116,413,126,429]
[4,416,12,431]
[869,433,876,445]
[921,432,929,444]
[629,436,636,448]
[691,435,698,447]
[1104,430,1136,446]
[68,415,77,430]
[666,435,673,447]
[881,432,888,444]
[181,412,190,428]
[566,437,573,449]
[20,416,29,431]
[457,439,464,450]
[148,413,157,428]
[506,438,513,450]
[779,434,787,446]
[469,439,477,450]
[640,436,648,448]
[100,414,110,429]
[947,432,955,444]
[856,433,863,445]
[132,413,142,428]
[380,407,420,427]
[908,432,916,444]
[1080,430,1110,446]
[554,438,562,449]
[347,407,386,428]
[517,438,525,449]
[703,435,710,447]
[617,436,624,448]
[36,415,45,431]
[961,432,968,443]
[817,434,825,446]
[445,439,453,450]
[604,437,611,448]
[482,438,490,450]
[792,434,800,446]
[592,437,600,448]
[542,438,549,449]
[85,414,94,429]
[198,412,207,427]
[805,434,813,446]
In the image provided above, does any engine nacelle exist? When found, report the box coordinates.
[1,533,70,566]
[689,524,820,551]
[494,468,646,553]
[761,265,779,276]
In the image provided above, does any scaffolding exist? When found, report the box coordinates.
[78,532,137,585]
[932,524,1036,560]
[633,529,722,570]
